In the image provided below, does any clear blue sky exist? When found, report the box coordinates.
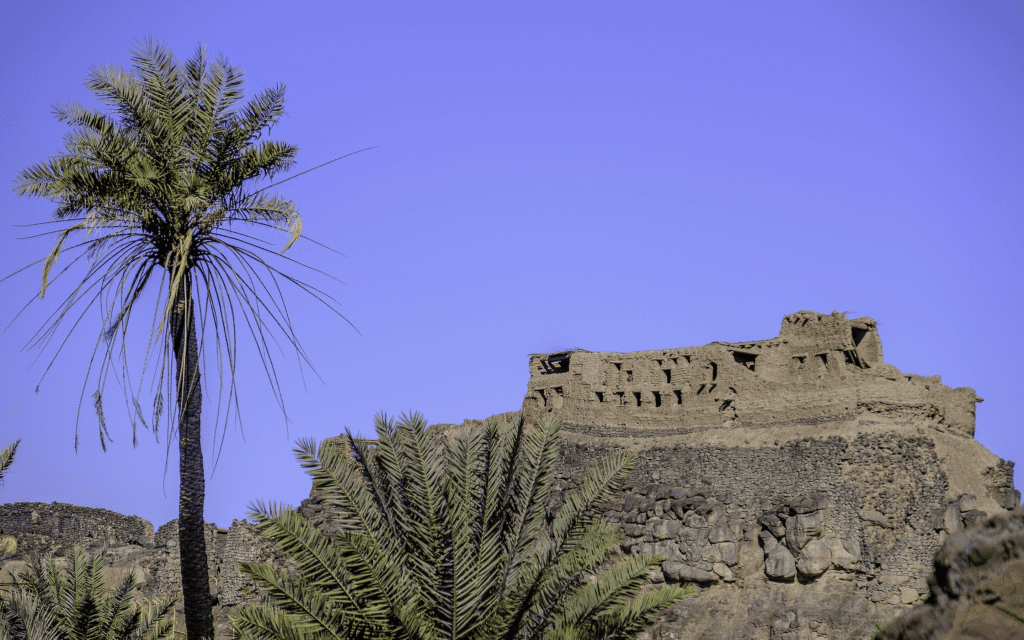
[1,1,1021,529]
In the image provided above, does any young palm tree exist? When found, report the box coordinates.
[0,544,178,640]
[9,37,365,639]
[231,413,696,640]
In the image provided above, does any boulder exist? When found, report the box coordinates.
[956,494,977,512]
[941,502,964,535]
[711,541,738,566]
[765,545,796,580]
[708,521,736,543]
[823,536,857,571]
[758,511,785,538]
[662,561,719,583]
[789,492,829,514]
[785,509,825,551]
[796,538,831,579]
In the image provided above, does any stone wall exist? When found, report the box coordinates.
[0,502,155,548]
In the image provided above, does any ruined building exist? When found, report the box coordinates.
[521,310,979,437]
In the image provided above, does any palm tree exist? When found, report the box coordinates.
[0,544,177,640]
[9,37,365,639]
[230,413,696,640]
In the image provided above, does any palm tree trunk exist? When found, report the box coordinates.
[171,274,215,640]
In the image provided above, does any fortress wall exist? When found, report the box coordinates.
[522,311,981,438]
[0,502,155,548]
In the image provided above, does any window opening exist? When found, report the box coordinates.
[710,362,717,381]
[696,384,706,395]
[674,390,683,404]
[732,352,757,372]
[633,391,642,407]
[719,400,733,412]
[537,389,547,407]
[595,391,604,402]
[626,370,633,382]
[663,369,672,383]
[653,391,662,407]
[541,353,571,374]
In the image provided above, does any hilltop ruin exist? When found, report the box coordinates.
[1,310,1019,639]
[522,310,980,438]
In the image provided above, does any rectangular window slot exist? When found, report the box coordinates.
[710,362,717,381]
[612,362,622,371]
[633,391,642,407]
[817,354,829,370]
[674,390,683,404]
[595,391,604,402]
[851,327,869,347]
[663,369,672,383]
[656,359,663,366]
[719,399,733,412]
[794,356,805,370]
[626,370,633,382]
[671,358,678,365]
[732,352,757,372]
[905,376,912,382]
[541,353,571,374]
[554,387,563,397]
[538,389,547,406]
[615,391,625,404]
[684,355,691,363]
[653,391,662,407]
[696,384,706,395]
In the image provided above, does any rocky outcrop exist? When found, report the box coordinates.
[874,505,1024,640]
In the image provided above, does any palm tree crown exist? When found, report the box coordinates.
[231,413,695,640]
[10,36,356,452]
